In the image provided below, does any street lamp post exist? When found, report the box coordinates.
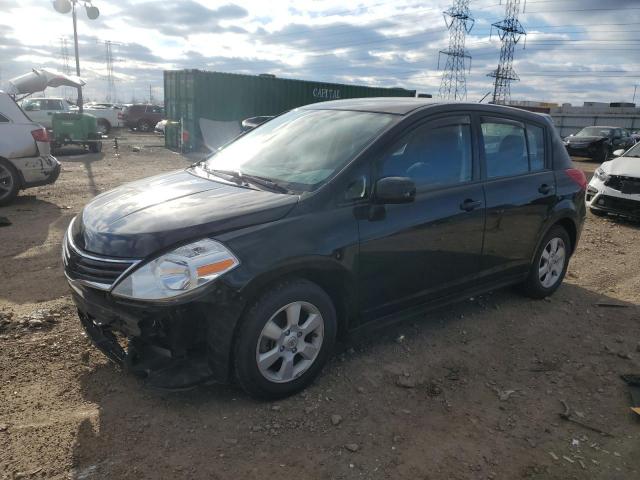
[52,0,100,114]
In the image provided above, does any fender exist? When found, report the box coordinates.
[530,198,583,264]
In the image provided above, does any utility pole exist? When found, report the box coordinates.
[149,85,153,103]
[487,0,526,104]
[52,0,100,113]
[439,0,475,101]
[633,84,638,104]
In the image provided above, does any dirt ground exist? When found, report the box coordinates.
[1,134,639,480]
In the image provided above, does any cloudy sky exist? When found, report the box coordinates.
[1,0,638,104]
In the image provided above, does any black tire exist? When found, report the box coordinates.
[520,225,571,299]
[96,119,111,135]
[590,207,607,217]
[233,279,337,399]
[137,119,151,132]
[595,143,609,163]
[89,141,102,153]
[0,158,20,206]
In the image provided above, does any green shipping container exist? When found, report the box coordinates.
[164,70,417,152]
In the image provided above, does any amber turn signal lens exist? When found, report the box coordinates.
[196,258,236,277]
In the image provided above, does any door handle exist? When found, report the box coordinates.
[460,199,482,212]
[538,184,552,194]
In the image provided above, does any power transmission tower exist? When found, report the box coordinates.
[105,40,116,103]
[487,0,526,104]
[438,0,474,101]
[59,37,72,99]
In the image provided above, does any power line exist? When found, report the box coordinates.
[439,0,475,100]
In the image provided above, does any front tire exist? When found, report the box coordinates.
[595,143,609,163]
[521,226,571,299]
[234,279,337,399]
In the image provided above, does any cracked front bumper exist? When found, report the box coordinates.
[586,177,640,219]
[69,279,246,389]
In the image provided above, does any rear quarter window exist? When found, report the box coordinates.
[0,113,9,123]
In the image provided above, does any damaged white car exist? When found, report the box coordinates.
[0,90,60,205]
[586,143,640,220]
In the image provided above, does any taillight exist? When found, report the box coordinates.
[565,168,587,190]
[118,112,124,120]
[31,128,49,143]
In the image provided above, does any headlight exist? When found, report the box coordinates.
[112,239,239,300]
[594,167,610,182]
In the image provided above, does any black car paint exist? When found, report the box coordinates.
[564,128,634,160]
[66,101,585,388]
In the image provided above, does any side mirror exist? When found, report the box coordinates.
[613,149,625,157]
[374,177,416,204]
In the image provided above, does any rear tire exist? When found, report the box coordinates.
[520,226,571,299]
[96,119,111,135]
[89,141,102,153]
[137,119,151,132]
[0,158,20,206]
[234,279,337,399]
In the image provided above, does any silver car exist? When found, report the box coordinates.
[0,90,60,205]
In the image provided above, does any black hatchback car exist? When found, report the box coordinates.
[63,99,586,399]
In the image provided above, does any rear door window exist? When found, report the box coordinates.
[481,119,547,178]
[379,115,473,190]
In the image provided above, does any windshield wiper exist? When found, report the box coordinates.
[238,173,291,194]
[205,168,290,194]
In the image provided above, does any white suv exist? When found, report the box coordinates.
[0,91,60,205]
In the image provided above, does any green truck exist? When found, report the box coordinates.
[164,70,417,152]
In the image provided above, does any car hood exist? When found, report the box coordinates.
[601,157,640,177]
[566,136,605,144]
[73,169,299,258]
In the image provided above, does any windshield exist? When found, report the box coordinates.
[202,108,395,192]
[624,142,640,157]
[576,127,613,138]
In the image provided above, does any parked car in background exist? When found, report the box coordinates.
[563,126,635,162]
[64,99,586,399]
[19,97,122,134]
[0,91,60,205]
[119,104,164,132]
[586,142,640,220]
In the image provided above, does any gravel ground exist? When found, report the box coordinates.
[1,135,639,480]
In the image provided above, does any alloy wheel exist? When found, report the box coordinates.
[538,237,566,288]
[255,301,324,383]
[0,163,14,201]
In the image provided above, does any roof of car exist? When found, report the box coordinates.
[301,97,548,118]
[302,97,439,115]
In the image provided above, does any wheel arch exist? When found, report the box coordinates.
[238,259,357,338]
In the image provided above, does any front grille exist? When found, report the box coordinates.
[605,175,640,194]
[63,234,137,290]
[596,195,640,216]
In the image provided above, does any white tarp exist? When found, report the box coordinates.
[7,68,85,95]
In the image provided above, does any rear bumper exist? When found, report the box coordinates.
[586,177,640,219]
[68,279,246,389]
[12,154,60,189]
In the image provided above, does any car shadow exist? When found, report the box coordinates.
[0,197,71,303]
[58,151,105,197]
[68,283,640,478]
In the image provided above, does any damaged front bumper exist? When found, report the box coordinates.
[69,279,246,390]
[586,177,640,219]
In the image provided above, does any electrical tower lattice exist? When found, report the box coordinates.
[104,40,116,103]
[59,37,71,99]
[438,0,475,101]
[487,0,526,104]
